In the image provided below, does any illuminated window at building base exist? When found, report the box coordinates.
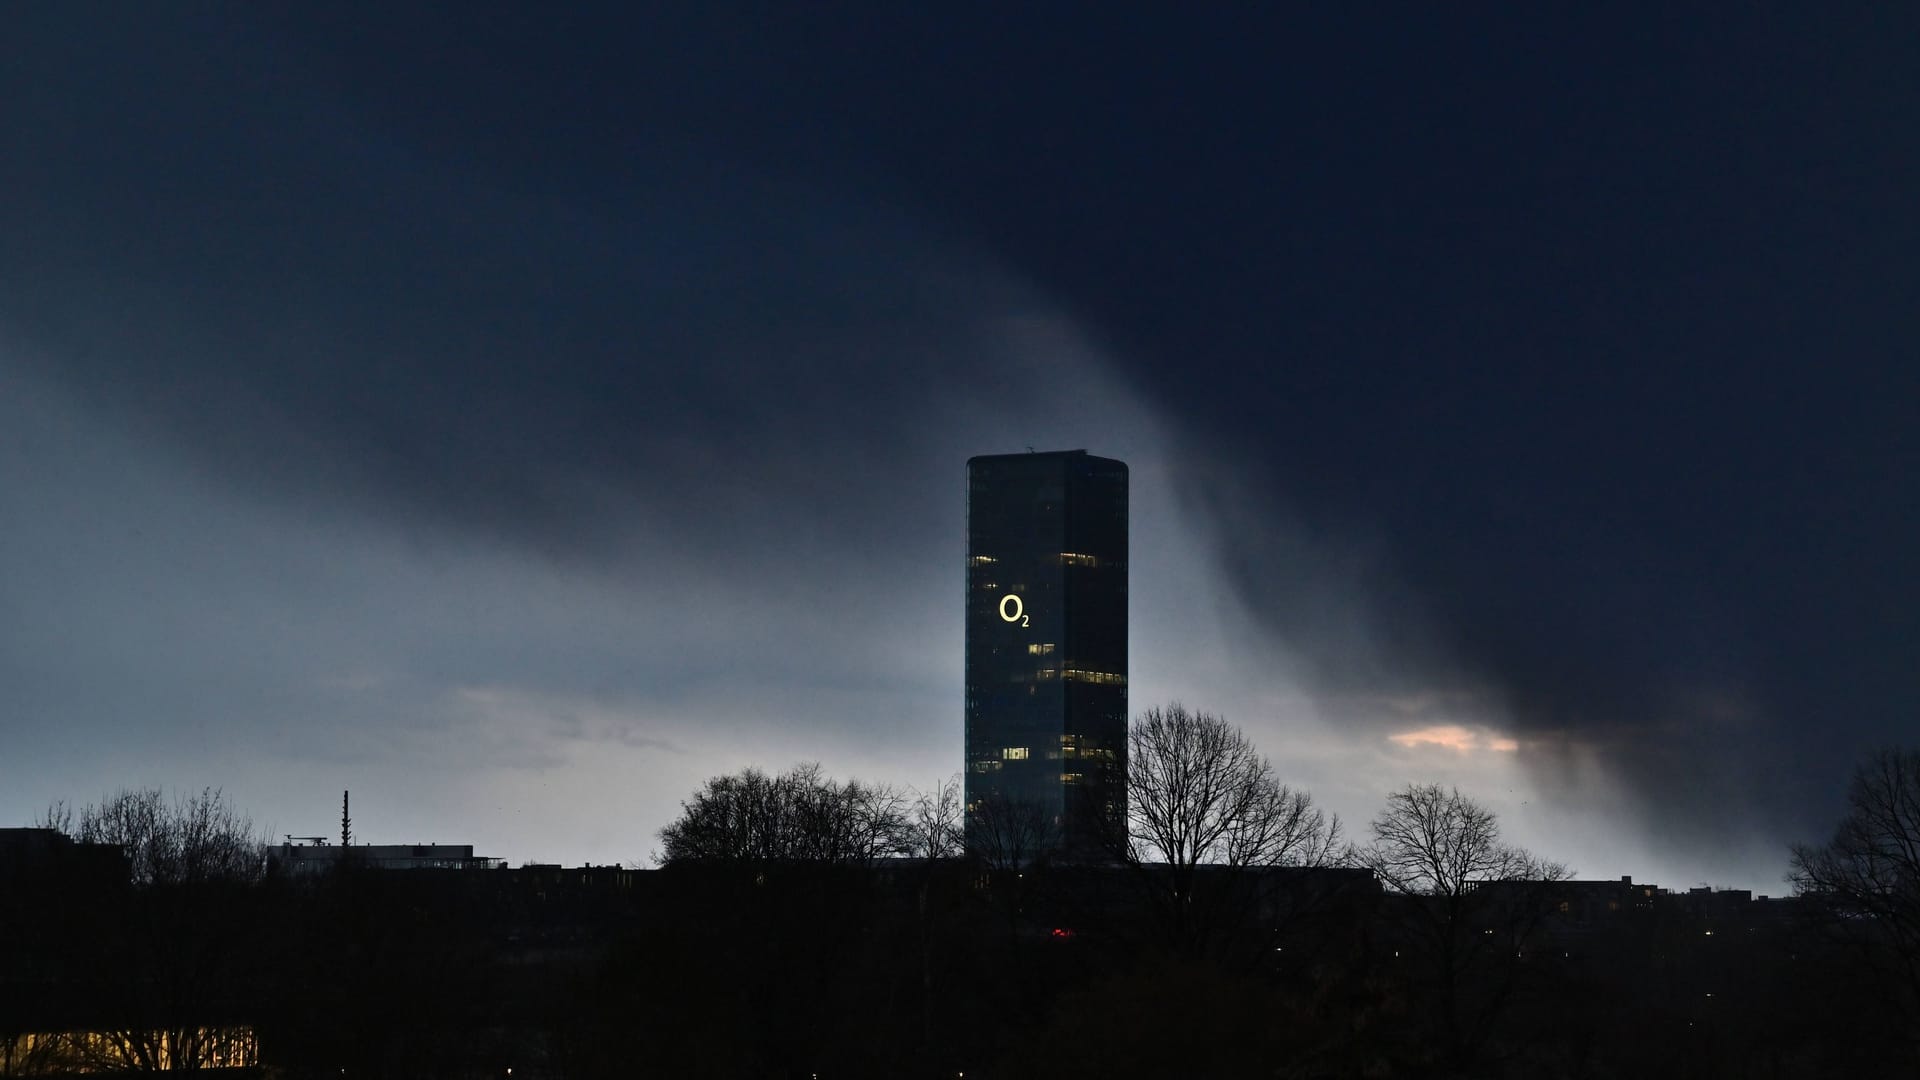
[1,1027,259,1073]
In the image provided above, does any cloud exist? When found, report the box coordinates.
[0,6,1855,892]
[1387,725,1521,754]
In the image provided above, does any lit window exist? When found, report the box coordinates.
[1062,772,1084,784]
[1027,643,1056,655]
[1060,552,1099,567]
[1062,669,1126,685]
[968,555,998,566]
[1003,747,1029,760]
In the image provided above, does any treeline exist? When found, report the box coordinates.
[5,712,1920,1077]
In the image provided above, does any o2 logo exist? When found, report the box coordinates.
[999,593,1029,628]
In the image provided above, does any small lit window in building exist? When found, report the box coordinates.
[969,555,998,566]
[1028,643,1056,655]
[1062,772,1084,784]
[1559,900,1570,913]
[1060,552,1099,567]
[1003,747,1029,760]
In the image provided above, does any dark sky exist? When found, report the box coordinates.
[3,5,1915,888]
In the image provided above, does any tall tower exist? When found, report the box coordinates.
[965,449,1127,859]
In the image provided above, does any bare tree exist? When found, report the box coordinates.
[71,787,266,886]
[905,776,965,860]
[1128,704,1343,871]
[1791,748,1920,1035]
[900,776,967,1067]
[1361,783,1567,1074]
[31,800,73,836]
[1362,783,1561,898]
[965,790,1058,871]
[657,763,908,866]
[1121,704,1345,956]
[37,788,267,1072]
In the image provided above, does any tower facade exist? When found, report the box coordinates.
[964,450,1127,859]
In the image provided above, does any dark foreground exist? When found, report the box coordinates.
[2,854,1913,1078]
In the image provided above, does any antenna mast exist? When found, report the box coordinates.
[341,790,352,847]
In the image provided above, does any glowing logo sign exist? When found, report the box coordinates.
[998,593,1029,627]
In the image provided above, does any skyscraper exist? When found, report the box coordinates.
[964,449,1127,859]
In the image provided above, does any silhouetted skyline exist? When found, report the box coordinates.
[3,5,1917,891]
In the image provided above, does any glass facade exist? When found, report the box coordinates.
[965,450,1127,859]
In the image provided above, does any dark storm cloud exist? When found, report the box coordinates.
[0,5,1190,864]
[3,5,1916,879]
[753,5,1920,852]
[3,8,998,566]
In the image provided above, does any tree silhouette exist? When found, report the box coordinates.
[35,788,266,1071]
[67,787,265,886]
[1118,704,1344,958]
[1791,747,1920,1049]
[1126,704,1343,871]
[905,775,966,860]
[657,763,908,865]
[965,790,1058,871]
[1361,783,1567,1074]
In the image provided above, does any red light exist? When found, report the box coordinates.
[1050,927,1076,939]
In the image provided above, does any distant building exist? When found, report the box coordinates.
[269,841,503,877]
[964,449,1128,859]
[0,827,128,887]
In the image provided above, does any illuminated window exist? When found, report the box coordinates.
[1062,772,1084,784]
[1027,643,1056,655]
[1060,552,1099,567]
[969,555,998,566]
[1003,747,1029,761]
[1062,669,1126,685]
[1558,901,1570,913]
[7,1028,261,1070]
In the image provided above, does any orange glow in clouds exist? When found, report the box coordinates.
[1388,724,1520,753]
